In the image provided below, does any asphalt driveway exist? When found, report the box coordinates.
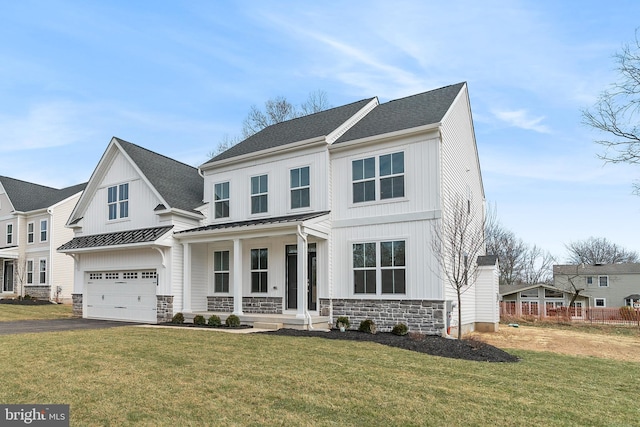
[0,318,139,335]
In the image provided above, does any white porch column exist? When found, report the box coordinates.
[182,243,192,313]
[233,238,244,315]
[296,231,308,319]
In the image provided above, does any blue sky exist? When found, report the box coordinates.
[1,1,639,260]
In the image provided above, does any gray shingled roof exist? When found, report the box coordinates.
[205,99,375,163]
[334,83,465,144]
[115,138,204,213]
[478,255,498,266]
[554,263,640,275]
[58,226,173,251]
[0,176,86,212]
[176,211,330,235]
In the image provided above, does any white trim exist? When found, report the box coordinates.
[27,221,34,244]
[39,219,48,243]
[349,236,409,298]
[333,210,440,229]
[594,297,606,307]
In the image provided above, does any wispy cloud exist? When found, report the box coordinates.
[492,109,551,134]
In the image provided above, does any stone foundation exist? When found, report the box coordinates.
[156,295,174,323]
[207,296,234,312]
[72,294,83,318]
[24,286,51,300]
[321,298,446,335]
[242,297,282,314]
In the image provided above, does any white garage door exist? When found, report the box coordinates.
[84,270,158,323]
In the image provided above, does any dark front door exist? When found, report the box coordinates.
[3,261,14,293]
[285,244,317,310]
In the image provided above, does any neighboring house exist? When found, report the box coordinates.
[58,137,204,322]
[0,176,85,302]
[554,263,640,308]
[59,83,499,335]
[500,283,589,318]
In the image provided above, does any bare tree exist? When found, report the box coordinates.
[299,89,331,116]
[13,256,28,298]
[565,236,639,264]
[520,245,555,285]
[432,196,489,339]
[208,134,243,158]
[582,31,640,193]
[554,264,588,319]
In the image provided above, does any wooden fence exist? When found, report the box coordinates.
[500,302,640,326]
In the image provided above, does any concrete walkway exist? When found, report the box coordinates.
[0,318,139,335]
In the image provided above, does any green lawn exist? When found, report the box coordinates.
[0,304,73,321]
[1,327,638,426]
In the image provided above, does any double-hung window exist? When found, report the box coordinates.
[27,222,34,244]
[213,251,230,293]
[108,183,129,220]
[598,276,609,287]
[6,224,12,245]
[352,152,405,203]
[290,166,310,209]
[251,175,268,214]
[353,240,406,295]
[353,243,377,294]
[40,220,48,242]
[381,241,406,293]
[26,260,33,284]
[250,248,268,293]
[39,259,47,284]
[214,182,230,219]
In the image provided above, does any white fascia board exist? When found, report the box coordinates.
[57,240,172,255]
[328,123,441,153]
[155,208,204,221]
[200,136,326,172]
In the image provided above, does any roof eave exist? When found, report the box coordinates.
[329,122,441,152]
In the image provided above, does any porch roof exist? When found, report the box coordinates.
[175,211,330,238]
[57,225,174,253]
[0,246,19,259]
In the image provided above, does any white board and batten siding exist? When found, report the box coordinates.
[50,192,82,302]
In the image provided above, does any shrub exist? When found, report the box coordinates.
[336,316,350,330]
[225,314,241,328]
[171,312,185,324]
[358,319,377,334]
[193,315,206,326]
[391,323,409,336]
[619,306,639,321]
[207,315,222,327]
[23,294,31,300]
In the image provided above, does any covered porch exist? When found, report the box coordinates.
[0,247,19,295]
[175,212,331,330]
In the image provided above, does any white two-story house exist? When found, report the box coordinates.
[59,83,498,335]
[0,176,85,302]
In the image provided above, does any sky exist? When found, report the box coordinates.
[1,0,639,261]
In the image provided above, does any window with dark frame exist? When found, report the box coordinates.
[40,220,47,242]
[39,259,46,284]
[353,152,405,203]
[381,241,406,294]
[598,276,609,287]
[6,224,12,245]
[250,248,268,292]
[595,298,606,307]
[214,182,230,218]
[353,242,376,294]
[26,260,33,284]
[108,183,129,220]
[27,222,34,244]
[352,157,376,203]
[251,175,268,214]
[290,166,310,209]
[214,250,230,293]
[379,152,405,199]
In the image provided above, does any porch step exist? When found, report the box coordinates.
[253,322,283,330]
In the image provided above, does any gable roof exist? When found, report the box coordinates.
[205,98,375,163]
[554,263,640,275]
[0,176,86,212]
[334,83,465,144]
[499,283,576,297]
[114,138,204,214]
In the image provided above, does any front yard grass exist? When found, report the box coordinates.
[0,304,73,321]
[1,327,638,426]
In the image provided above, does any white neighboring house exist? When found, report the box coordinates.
[59,83,499,334]
[58,138,204,322]
[0,176,85,302]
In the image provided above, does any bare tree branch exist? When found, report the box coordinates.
[565,236,639,264]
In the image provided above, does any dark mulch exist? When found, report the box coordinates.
[262,329,519,363]
[158,322,252,330]
[0,298,55,305]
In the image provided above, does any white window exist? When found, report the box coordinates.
[27,222,34,244]
[598,276,609,287]
[594,298,606,307]
[214,182,230,219]
[250,175,268,214]
[250,248,268,292]
[353,240,406,295]
[39,259,47,284]
[586,276,593,285]
[108,183,129,220]
[214,251,230,293]
[6,223,13,245]
[26,260,34,284]
[290,166,310,209]
[352,152,405,203]
[40,219,48,242]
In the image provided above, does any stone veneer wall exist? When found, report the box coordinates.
[72,294,83,317]
[207,296,234,312]
[24,286,51,300]
[242,297,282,314]
[321,298,446,335]
[156,295,174,323]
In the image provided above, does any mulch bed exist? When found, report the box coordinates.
[263,329,519,363]
[158,322,252,330]
[0,298,56,305]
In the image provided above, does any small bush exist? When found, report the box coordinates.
[358,319,377,334]
[336,316,350,329]
[171,312,185,324]
[207,315,222,327]
[225,314,241,328]
[23,294,31,300]
[619,306,639,321]
[391,323,409,336]
[193,315,206,326]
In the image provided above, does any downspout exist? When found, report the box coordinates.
[297,224,313,330]
[47,207,55,301]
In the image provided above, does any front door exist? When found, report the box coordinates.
[3,261,14,293]
[285,244,317,310]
